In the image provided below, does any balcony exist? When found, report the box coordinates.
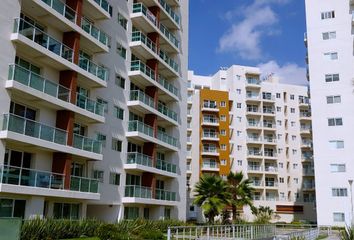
[130,31,179,77]
[263,137,276,144]
[201,148,219,156]
[299,112,311,120]
[7,64,104,123]
[264,151,277,158]
[303,168,315,176]
[125,152,177,176]
[85,0,112,19]
[246,93,260,101]
[263,122,276,130]
[202,117,219,126]
[12,18,108,87]
[201,162,219,172]
[158,0,180,28]
[131,3,179,52]
[0,114,102,160]
[186,151,192,158]
[250,180,263,187]
[247,165,263,172]
[262,94,275,102]
[264,166,278,173]
[246,106,261,115]
[263,107,275,115]
[247,137,262,144]
[265,181,278,188]
[246,78,261,87]
[301,140,312,148]
[247,122,262,129]
[303,182,315,190]
[247,150,263,158]
[299,98,310,107]
[201,132,219,141]
[126,121,179,151]
[28,0,110,52]
[123,185,177,205]
[128,90,178,125]
[302,154,313,162]
[202,103,218,112]
[0,165,99,200]
[129,60,179,101]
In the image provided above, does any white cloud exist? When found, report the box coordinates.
[218,0,290,60]
[257,60,307,85]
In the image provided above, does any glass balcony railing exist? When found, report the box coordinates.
[81,17,110,47]
[128,120,154,137]
[41,0,77,23]
[202,117,219,124]
[157,130,178,147]
[132,3,179,49]
[0,165,65,190]
[155,189,177,201]
[70,175,99,193]
[76,93,105,116]
[131,32,179,73]
[247,122,261,127]
[129,90,155,109]
[158,75,179,98]
[73,134,102,154]
[125,185,152,198]
[8,64,71,102]
[126,152,153,167]
[93,0,112,16]
[78,54,108,81]
[158,0,180,25]
[1,113,67,145]
[156,159,177,173]
[8,64,104,117]
[248,150,262,156]
[13,18,74,62]
[251,180,262,186]
[202,162,219,169]
[157,103,178,122]
[246,78,260,85]
[265,166,278,172]
[265,181,278,187]
[202,132,219,139]
[248,165,262,171]
[202,147,218,153]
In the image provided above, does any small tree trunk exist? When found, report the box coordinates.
[232,205,237,221]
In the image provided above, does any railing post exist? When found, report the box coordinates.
[167,227,171,240]
[49,174,52,189]
[207,227,210,240]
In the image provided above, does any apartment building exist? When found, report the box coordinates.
[186,66,316,223]
[0,0,188,221]
[305,0,354,226]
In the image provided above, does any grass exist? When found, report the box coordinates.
[61,238,100,240]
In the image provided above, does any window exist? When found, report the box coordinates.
[237,103,242,108]
[329,140,344,149]
[97,98,108,113]
[115,75,125,89]
[328,118,343,126]
[292,135,296,141]
[124,207,139,219]
[220,130,226,136]
[322,31,336,40]
[93,170,104,183]
[220,159,227,166]
[143,208,149,219]
[333,212,345,222]
[330,164,346,173]
[290,108,295,113]
[327,95,341,104]
[324,52,338,60]
[291,121,295,127]
[279,177,284,183]
[321,11,335,19]
[294,178,299,184]
[237,160,242,166]
[332,188,347,197]
[236,89,241,94]
[96,133,106,147]
[221,144,226,150]
[126,174,141,185]
[279,162,284,168]
[236,131,242,136]
[276,93,281,98]
[220,115,226,121]
[292,149,297,155]
[10,102,36,120]
[277,107,281,112]
[237,145,242,151]
[325,74,339,82]
[290,95,295,100]
[118,12,128,30]
[0,199,25,218]
[220,101,226,107]
[117,42,127,59]
[164,208,171,220]
[114,106,124,120]
[112,138,122,152]
[293,163,298,169]
[277,134,282,140]
[109,173,120,185]
[277,120,282,126]
[236,116,242,122]
[53,203,80,220]
[278,148,283,153]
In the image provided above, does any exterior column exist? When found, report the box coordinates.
[143,142,157,166]
[52,152,72,189]
[63,32,81,64]
[59,71,78,104]
[148,6,160,26]
[56,110,75,146]
[142,172,156,198]
[24,196,45,219]
[147,32,160,53]
[66,0,83,26]
[144,114,157,137]
[145,86,158,108]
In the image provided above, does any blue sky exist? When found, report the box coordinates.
[188,0,307,85]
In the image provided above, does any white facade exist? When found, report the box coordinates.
[305,0,354,226]
[187,66,316,223]
[0,0,187,221]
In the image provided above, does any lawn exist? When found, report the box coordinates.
[61,238,100,240]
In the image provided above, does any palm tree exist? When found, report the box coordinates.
[193,174,231,223]
[227,171,254,221]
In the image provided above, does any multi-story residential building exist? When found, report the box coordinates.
[305,0,354,226]
[0,0,188,221]
[186,66,316,223]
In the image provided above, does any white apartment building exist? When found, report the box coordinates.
[305,0,354,226]
[0,0,188,221]
[186,66,316,223]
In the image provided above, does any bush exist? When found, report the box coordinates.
[139,229,165,240]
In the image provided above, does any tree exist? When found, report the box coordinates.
[227,171,254,221]
[193,175,231,223]
[251,206,274,224]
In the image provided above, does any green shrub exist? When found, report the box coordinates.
[138,229,166,240]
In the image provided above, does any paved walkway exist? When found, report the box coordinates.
[325,232,341,240]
